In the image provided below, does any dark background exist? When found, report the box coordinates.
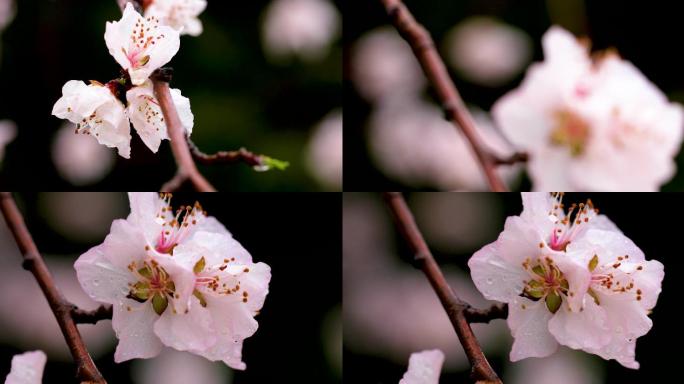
[344,0,684,191]
[344,192,681,383]
[0,192,342,383]
[0,0,341,190]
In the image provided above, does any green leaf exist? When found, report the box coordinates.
[588,254,599,272]
[152,293,168,316]
[254,156,289,172]
[193,256,206,274]
[545,292,562,314]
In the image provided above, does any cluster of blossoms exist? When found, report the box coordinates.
[469,193,663,368]
[52,1,206,158]
[493,27,683,191]
[75,193,271,368]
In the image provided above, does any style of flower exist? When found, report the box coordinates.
[4,350,46,384]
[398,349,444,384]
[105,3,180,86]
[75,193,270,369]
[52,80,193,158]
[468,193,663,368]
[492,26,683,191]
[144,0,207,36]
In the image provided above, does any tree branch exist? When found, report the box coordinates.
[151,71,216,192]
[379,0,527,192]
[188,138,264,167]
[0,193,108,384]
[72,304,114,325]
[382,192,502,384]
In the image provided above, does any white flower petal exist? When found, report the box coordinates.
[399,349,444,384]
[4,350,46,384]
[547,297,610,350]
[508,297,558,361]
[112,301,163,362]
[153,298,215,352]
[74,244,134,304]
[468,242,527,303]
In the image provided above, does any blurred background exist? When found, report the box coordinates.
[344,192,679,383]
[345,0,684,191]
[0,192,341,383]
[0,0,342,191]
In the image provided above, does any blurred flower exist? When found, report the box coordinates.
[444,17,532,87]
[468,193,663,368]
[145,0,207,37]
[344,268,508,370]
[75,193,270,369]
[369,97,520,190]
[343,194,510,370]
[261,0,340,62]
[4,350,46,384]
[493,26,683,191]
[0,120,16,163]
[106,3,180,85]
[52,122,116,185]
[351,28,425,103]
[411,193,503,254]
[306,109,342,190]
[399,349,444,384]
[132,348,231,384]
[0,0,14,33]
[127,80,194,153]
[0,255,116,360]
[38,192,126,243]
[505,347,603,384]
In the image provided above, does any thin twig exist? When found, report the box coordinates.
[0,193,107,384]
[382,192,502,384]
[72,304,114,325]
[465,303,508,324]
[188,138,264,167]
[379,0,528,192]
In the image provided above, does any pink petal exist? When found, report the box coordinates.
[112,301,163,362]
[468,242,527,303]
[74,244,134,304]
[4,350,46,384]
[547,297,610,351]
[399,349,444,384]
[508,297,558,361]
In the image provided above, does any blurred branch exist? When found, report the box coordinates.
[117,0,142,13]
[0,193,107,384]
[72,304,114,325]
[379,0,528,192]
[382,192,502,384]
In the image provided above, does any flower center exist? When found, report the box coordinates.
[550,110,589,156]
[191,256,252,308]
[587,254,644,305]
[126,259,177,315]
[521,256,568,313]
[155,194,205,254]
[547,193,598,252]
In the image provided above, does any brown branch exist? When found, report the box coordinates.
[382,192,502,384]
[152,72,216,192]
[72,304,114,325]
[465,303,508,324]
[379,0,528,192]
[0,193,107,384]
[188,138,264,167]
